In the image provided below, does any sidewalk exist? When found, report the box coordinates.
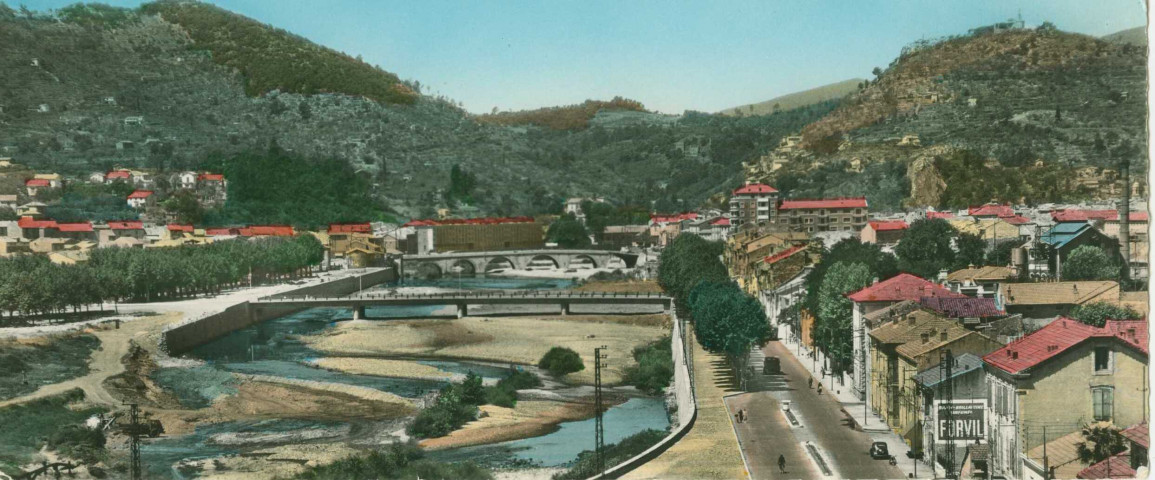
[774,325,944,479]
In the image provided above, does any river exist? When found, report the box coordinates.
[142,275,670,478]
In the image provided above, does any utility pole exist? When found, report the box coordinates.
[594,346,608,475]
[1118,145,1131,283]
[1042,426,1049,480]
[127,403,142,480]
[940,349,955,476]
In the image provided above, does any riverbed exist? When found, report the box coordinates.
[142,275,670,478]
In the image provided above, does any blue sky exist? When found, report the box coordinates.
[19,0,1149,114]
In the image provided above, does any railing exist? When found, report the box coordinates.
[255,290,670,302]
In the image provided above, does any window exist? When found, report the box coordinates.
[1094,347,1112,373]
[1092,386,1113,421]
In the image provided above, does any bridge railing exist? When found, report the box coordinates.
[255,290,669,302]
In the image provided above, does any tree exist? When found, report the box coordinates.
[657,234,728,304]
[1070,301,1142,328]
[538,347,584,376]
[815,262,872,374]
[546,214,591,248]
[163,190,206,224]
[690,281,770,385]
[1062,245,1119,281]
[954,233,987,270]
[986,241,1019,267]
[804,238,898,315]
[446,164,477,204]
[895,219,957,279]
[459,372,486,406]
[1076,424,1127,465]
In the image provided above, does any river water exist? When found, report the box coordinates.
[143,275,670,478]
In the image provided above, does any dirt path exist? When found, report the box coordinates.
[0,313,180,408]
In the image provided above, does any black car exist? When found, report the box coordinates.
[869,442,890,460]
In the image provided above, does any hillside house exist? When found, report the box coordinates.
[649,212,698,247]
[848,274,966,402]
[949,218,1024,245]
[124,116,144,126]
[999,281,1120,319]
[682,216,731,243]
[127,190,155,209]
[33,173,62,188]
[105,169,132,184]
[196,173,227,206]
[52,222,96,243]
[983,319,1148,480]
[779,197,868,233]
[24,178,51,196]
[861,220,909,245]
[729,183,778,228]
[0,194,16,210]
[17,216,56,240]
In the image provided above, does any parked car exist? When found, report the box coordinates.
[869,442,890,460]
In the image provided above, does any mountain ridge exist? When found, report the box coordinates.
[717,78,864,117]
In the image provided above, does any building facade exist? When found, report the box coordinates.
[779,197,868,233]
[729,183,778,229]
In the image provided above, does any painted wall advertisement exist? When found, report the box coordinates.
[933,400,987,442]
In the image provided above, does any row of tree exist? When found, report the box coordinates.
[0,235,324,322]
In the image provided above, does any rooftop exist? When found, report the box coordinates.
[946,265,1017,284]
[108,221,144,230]
[912,352,985,388]
[55,222,94,233]
[167,224,194,232]
[983,318,1147,375]
[968,203,1015,217]
[732,183,778,195]
[847,273,964,303]
[762,244,806,265]
[920,296,1006,318]
[1000,281,1118,306]
[1052,209,1149,223]
[24,178,50,187]
[779,197,867,210]
[867,220,908,231]
[328,223,372,234]
[403,216,537,227]
[127,190,154,199]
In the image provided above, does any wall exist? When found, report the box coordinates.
[162,268,396,355]
[588,313,697,479]
[432,222,546,252]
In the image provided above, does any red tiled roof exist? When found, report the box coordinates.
[248,225,295,236]
[402,216,536,227]
[328,223,372,234]
[968,204,1015,217]
[984,319,1148,375]
[108,221,143,230]
[650,213,699,224]
[167,224,194,232]
[197,173,225,182]
[237,227,254,237]
[868,220,908,232]
[24,178,50,187]
[926,210,955,220]
[205,228,236,236]
[18,216,57,229]
[847,273,965,303]
[732,183,778,195]
[1052,209,1150,223]
[1002,215,1032,225]
[1121,423,1149,449]
[763,245,806,265]
[55,222,93,232]
[105,170,131,180]
[779,197,867,210]
[1076,452,1135,479]
[920,296,1005,318]
[710,217,731,226]
[127,190,154,199]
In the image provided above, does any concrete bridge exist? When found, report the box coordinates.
[401,249,640,278]
[249,290,671,319]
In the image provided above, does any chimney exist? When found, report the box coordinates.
[873,277,879,285]
[1073,284,1078,294]
[908,314,917,325]
[1128,328,1137,340]
[941,330,949,341]
[921,333,930,344]
[1012,351,1018,360]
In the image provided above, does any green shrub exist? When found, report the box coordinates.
[538,347,585,377]
[483,386,517,408]
[459,372,486,406]
[553,429,668,480]
[406,385,479,439]
[47,425,105,463]
[623,337,674,395]
[496,369,542,391]
[296,441,492,480]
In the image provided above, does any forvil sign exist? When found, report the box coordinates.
[933,400,987,442]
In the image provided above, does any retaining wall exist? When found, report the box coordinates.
[162,268,396,355]
[589,312,697,480]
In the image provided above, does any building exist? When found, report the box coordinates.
[861,220,909,245]
[724,227,808,288]
[563,197,604,223]
[196,173,228,206]
[403,217,545,254]
[24,178,51,196]
[729,183,778,229]
[1037,223,1121,280]
[949,218,1024,245]
[53,222,96,242]
[649,212,698,247]
[944,265,1018,298]
[326,223,384,262]
[983,319,1148,480]
[848,273,966,401]
[1102,212,1149,281]
[0,194,17,210]
[127,190,155,209]
[914,353,990,475]
[105,169,132,184]
[868,308,1001,451]
[602,225,649,249]
[682,216,731,242]
[241,225,295,237]
[1076,423,1148,479]
[748,244,810,297]
[17,216,56,240]
[102,221,147,245]
[778,197,868,233]
[999,281,1120,319]
[969,203,1016,218]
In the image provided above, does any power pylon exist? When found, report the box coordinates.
[594,346,609,475]
[127,403,142,480]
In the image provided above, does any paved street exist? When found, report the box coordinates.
[728,340,907,479]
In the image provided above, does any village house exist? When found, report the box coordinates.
[999,281,1120,319]
[748,243,810,297]
[101,221,147,246]
[648,212,698,247]
[17,216,56,240]
[949,218,1024,245]
[969,203,1016,219]
[861,220,909,245]
[52,221,97,243]
[779,197,868,233]
[848,274,966,402]
[729,183,778,229]
[127,190,155,209]
[0,194,16,210]
[914,352,990,476]
[868,307,1001,451]
[105,169,132,184]
[195,173,228,206]
[681,216,731,243]
[724,226,807,289]
[33,173,62,188]
[24,178,52,197]
[983,319,1148,480]
[944,265,1018,298]
[1036,223,1121,280]
[919,296,1009,330]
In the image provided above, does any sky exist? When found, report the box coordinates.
[19,0,1150,114]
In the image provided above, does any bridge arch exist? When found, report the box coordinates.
[571,254,598,269]
[414,262,443,279]
[484,256,516,272]
[448,259,477,276]
[603,255,627,270]
[527,254,560,271]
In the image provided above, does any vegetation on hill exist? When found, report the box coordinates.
[718,78,863,117]
[0,390,107,476]
[140,1,417,104]
[1102,26,1146,46]
[477,97,646,130]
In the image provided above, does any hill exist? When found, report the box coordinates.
[1102,26,1146,46]
[0,2,836,222]
[745,24,1148,210]
[717,78,864,117]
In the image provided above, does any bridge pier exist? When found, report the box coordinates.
[560,302,569,316]
[457,303,468,319]
[353,305,366,321]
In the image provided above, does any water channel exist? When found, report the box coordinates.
[142,275,671,478]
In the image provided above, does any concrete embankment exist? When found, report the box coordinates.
[162,268,396,355]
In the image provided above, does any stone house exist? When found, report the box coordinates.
[127,190,155,209]
[861,220,909,245]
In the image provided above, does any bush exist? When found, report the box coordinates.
[496,369,542,391]
[552,429,668,480]
[1070,301,1142,327]
[47,425,105,463]
[459,372,486,406]
[623,337,674,395]
[296,441,492,480]
[483,386,517,408]
[406,385,479,439]
[538,347,585,377]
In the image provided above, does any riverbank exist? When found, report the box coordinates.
[304,314,670,385]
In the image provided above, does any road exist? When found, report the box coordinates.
[727,340,906,479]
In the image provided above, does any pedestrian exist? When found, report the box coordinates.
[808,377,814,389]
[778,454,786,472]
[817,383,823,395]
[740,409,747,423]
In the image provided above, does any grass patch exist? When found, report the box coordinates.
[623,337,674,395]
[296,441,491,480]
[409,368,543,437]
[552,429,668,480]
[0,389,107,475]
[0,334,100,401]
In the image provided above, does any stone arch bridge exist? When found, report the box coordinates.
[401,249,640,278]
